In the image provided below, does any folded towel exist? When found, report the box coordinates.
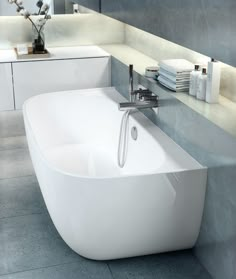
[159,69,190,82]
[158,80,189,92]
[158,75,189,92]
[158,74,190,86]
[159,59,194,75]
[159,71,190,84]
[159,67,191,77]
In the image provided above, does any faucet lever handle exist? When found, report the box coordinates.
[134,88,153,97]
[132,88,149,95]
[140,95,158,102]
[139,88,152,95]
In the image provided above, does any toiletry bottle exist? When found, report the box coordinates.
[196,68,207,101]
[189,64,201,96]
[206,58,221,103]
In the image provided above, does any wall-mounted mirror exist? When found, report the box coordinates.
[0,0,79,16]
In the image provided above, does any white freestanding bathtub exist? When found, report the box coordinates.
[23,87,207,260]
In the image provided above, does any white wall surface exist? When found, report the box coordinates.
[0,14,125,49]
[0,0,54,16]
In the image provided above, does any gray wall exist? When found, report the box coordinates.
[101,0,236,68]
[74,0,100,12]
[54,0,66,14]
[54,0,100,14]
[111,57,236,279]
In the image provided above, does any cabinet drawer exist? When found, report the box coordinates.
[0,63,14,111]
[13,57,111,109]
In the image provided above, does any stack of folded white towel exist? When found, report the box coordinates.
[157,59,194,92]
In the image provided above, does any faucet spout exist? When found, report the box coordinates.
[119,100,158,111]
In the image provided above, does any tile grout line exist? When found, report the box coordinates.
[107,262,115,279]
[0,212,46,222]
[0,174,36,182]
[0,134,26,140]
[192,252,214,279]
[0,260,83,277]
[0,146,29,152]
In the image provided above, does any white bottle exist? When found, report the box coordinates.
[73,4,80,13]
[206,58,221,103]
[189,64,201,96]
[196,68,207,101]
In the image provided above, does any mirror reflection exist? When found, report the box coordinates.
[0,0,79,16]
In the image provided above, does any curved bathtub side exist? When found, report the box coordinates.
[24,111,206,260]
[23,87,207,260]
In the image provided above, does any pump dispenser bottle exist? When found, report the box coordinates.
[189,64,201,96]
[196,68,207,101]
[206,58,221,103]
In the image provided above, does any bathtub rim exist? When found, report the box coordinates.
[23,87,206,180]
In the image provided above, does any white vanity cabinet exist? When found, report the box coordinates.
[12,57,111,109]
[0,63,14,111]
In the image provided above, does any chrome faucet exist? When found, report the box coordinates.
[119,65,159,111]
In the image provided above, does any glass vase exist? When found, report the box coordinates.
[32,24,45,53]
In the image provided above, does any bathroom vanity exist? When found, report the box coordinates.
[0,46,111,110]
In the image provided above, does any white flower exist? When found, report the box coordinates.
[8,0,51,29]
[16,0,23,5]
[41,3,50,12]
[36,18,46,27]
[19,8,29,17]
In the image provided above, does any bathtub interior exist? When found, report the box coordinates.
[24,87,204,178]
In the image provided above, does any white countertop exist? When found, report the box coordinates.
[1,43,236,137]
[0,49,16,63]
[0,46,110,63]
[100,44,158,75]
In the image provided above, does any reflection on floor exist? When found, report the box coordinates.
[0,111,212,279]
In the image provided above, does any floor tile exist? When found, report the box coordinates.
[0,213,80,275]
[0,136,28,151]
[0,148,34,179]
[0,176,46,219]
[0,111,25,138]
[108,250,212,279]
[0,261,112,279]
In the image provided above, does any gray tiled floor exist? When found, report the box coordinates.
[108,251,212,279]
[0,213,80,275]
[0,148,34,180]
[0,261,113,279]
[0,111,25,138]
[0,136,28,151]
[0,176,46,219]
[0,111,212,279]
